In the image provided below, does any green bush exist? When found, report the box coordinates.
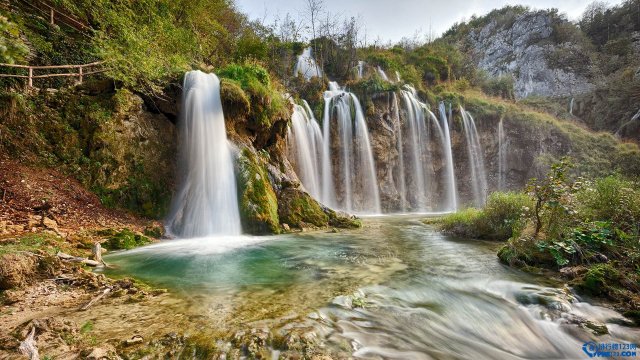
[218,62,288,128]
[438,191,532,240]
[579,263,620,295]
[483,192,533,240]
[438,208,491,239]
[577,176,640,234]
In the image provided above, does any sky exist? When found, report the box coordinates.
[234,0,625,43]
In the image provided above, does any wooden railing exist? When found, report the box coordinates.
[0,62,105,87]
[14,0,91,33]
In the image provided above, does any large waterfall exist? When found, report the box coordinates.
[322,82,381,214]
[286,101,323,199]
[294,47,322,80]
[166,71,242,237]
[287,83,462,214]
[396,89,457,212]
[286,82,381,214]
[438,102,458,211]
[460,106,488,207]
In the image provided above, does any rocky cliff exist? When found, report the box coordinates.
[467,10,594,99]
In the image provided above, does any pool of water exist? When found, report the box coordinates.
[102,216,639,359]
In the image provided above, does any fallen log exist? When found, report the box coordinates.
[80,287,111,311]
[18,327,39,360]
[56,251,101,267]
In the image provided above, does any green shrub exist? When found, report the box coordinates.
[102,229,150,250]
[439,208,490,239]
[577,176,640,234]
[483,192,533,240]
[579,263,620,295]
[218,62,288,128]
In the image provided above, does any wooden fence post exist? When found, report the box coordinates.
[78,66,83,84]
[50,8,54,25]
[28,67,33,87]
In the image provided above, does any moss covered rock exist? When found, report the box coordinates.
[100,229,151,250]
[277,187,329,228]
[236,148,280,234]
[220,78,250,122]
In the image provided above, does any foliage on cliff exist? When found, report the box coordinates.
[0,86,175,218]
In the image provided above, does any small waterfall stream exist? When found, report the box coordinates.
[287,102,323,199]
[438,102,458,211]
[166,71,242,237]
[294,47,322,80]
[460,106,488,207]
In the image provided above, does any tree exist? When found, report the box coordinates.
[305,0,324,72]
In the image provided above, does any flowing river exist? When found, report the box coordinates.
[102,216,639,359]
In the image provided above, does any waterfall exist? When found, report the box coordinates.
[393,89,457,213]
[438,102,458,211]
[286,101,323,199]
[460,106,488,207]
[321,82,381,214]
[569,97,574,116]
[498,118,507,190]
[166,71,242,237]
[400,86,431,210]
[294,47,322,80]
[357,61,365,79]
[395,71,401,83]
[392,93,407,212]
[377,66,390,81]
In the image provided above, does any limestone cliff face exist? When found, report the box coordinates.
[467,11,594,99]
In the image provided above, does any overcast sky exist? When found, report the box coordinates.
[234,0,624,43]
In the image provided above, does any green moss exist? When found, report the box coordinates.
[218,62,289,129]
[236,148,280,234]
[277,187,329,228]
[220,78,250,121]
[101,229,151,250]
[0,88,174,219]
[579,263,620,296]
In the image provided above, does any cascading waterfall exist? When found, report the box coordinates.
[438,102,458,211]
[377,66,390,81]
[166,71,242,237]
[392,93,407,212]
[399,86,431,210]
[294,47,322,80]
[393,88,458,213]
[460,106,488,207]
[321,82,381,214]
[286,101,323,199]
[498,118,507,190]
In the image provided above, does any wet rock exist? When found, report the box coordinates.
[282,223,291,232]
[124,334,144,346]
[559,266,587,279]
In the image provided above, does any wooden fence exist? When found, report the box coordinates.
[14,0,91,33]
[0,62,105,87]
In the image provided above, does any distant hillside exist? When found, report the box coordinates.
[440,3,640,141]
